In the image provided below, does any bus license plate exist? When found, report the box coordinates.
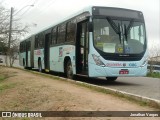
[119,70,129,74]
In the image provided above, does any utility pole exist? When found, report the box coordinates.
[7,7,13,66]
[8,7,13,50]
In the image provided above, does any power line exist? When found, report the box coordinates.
[17,0,39,17]
[13,0,34,13]
[30,0,57,20]
[13,5,34,16]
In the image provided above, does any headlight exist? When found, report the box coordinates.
[92,54,105,67]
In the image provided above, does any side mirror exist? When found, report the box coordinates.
[88,22,93,32]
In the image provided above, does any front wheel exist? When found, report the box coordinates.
[106,77,117,81]
[66,60,74,79]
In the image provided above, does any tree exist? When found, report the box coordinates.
[148,41,160,73]
[0,5,29,67]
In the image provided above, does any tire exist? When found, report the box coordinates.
[66,60,74,79]
[38,60,42,72]
[106,77,117,81]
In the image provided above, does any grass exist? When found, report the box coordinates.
[0,83,17,92]
[1,66,160,109]
[0,67,17,91]
[0,75,6,82]
[147,72,160,78]
[22,69,160,109]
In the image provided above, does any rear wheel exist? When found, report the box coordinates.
[106,77,117,81]
[66,60,74,79]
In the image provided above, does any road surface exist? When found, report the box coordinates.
[75,76,160,101]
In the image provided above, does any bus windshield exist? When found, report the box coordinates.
[93,18,146,54]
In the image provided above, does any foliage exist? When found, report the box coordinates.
[0,5,29,66]
[147,72,160,78]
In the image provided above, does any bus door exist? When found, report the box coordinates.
[44,33,51,71]
[26,41,28,67]
[76,21,89,75]
[26,41,30,67]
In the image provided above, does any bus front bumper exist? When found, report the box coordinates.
[89,63,147,77]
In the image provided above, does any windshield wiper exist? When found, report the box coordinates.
[126,19,134,35]
[106,17,121,43]
[106,17,119,34]
[124,24,127,42]
[124,19,134,43]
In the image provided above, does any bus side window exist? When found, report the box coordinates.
[57,23,66,44]
[51,27,57,45]
[35,35,38,49]
[37,33,44,49]
[66,20,76,42]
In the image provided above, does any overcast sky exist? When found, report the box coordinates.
[1,0,160,49]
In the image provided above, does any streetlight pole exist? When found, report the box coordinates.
[8,7,13,50]
[7,5,34,66]
[7,7,13,66]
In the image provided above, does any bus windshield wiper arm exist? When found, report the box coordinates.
[123,19,134,43]
[124,24,127,42]
[106,17,121,43]
[106,17,119,34]
[126,19,134,35]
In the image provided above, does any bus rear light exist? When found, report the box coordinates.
[92,54,105,67]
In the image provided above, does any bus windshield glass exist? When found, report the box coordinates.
[93,18,146,54]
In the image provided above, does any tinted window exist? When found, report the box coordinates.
[26,40,31,50]
[57,23,66,44]
[20,43,22,52]
[51,27,57,45]
[66,20,76,42]
[20,41,26,52]
[35,33,44,49]
[35,35,38,49]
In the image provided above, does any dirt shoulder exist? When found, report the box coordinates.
[0,66,159,120]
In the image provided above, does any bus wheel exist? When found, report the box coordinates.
[66,60,74,79]
[38,60,42,72]
[106,77,117,81]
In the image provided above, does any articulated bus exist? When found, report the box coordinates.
[19,6,148,81]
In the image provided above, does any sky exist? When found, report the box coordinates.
[0,0,160,50]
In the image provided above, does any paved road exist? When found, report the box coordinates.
[0,55,160,101]
[76,77,160,101]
